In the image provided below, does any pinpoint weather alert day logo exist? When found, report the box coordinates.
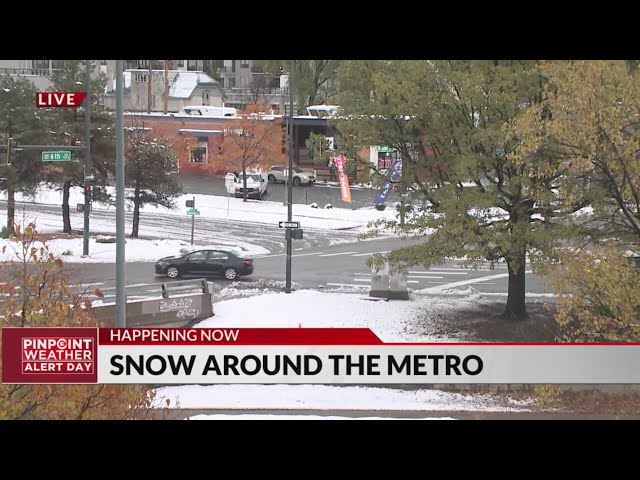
[2,328,99,384]
[22,337,94,374]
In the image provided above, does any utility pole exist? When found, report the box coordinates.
[164,60,170,114]
[399,155,406,226]
[147,60,152,114]
[115,60,127,327]
[82,60,92,257]
[285,60,295,294]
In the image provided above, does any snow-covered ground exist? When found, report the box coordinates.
[150,288,536,414]
[0,236,268,263]
[154,384,532,412]
[1,183,398,231]
[195,288,491,342]
[188,414,456,420]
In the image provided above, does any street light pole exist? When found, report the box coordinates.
[285,60,295,294]
[82,60,92,257]
[115,60,127,327]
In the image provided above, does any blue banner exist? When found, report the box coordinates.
[374,159,402,206]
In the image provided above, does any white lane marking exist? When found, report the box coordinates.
[408,275,444,279]
[407,280,420,284]
[428,281,450,284]
[318,251,359,257]
[353,278,371,282]
[352,251,389,257]
[410,269,469,274]
[71,282,105,288]
[471,282,496,285]
[294,252,326,257]
[426,271,532,292]
[326,283,369,288]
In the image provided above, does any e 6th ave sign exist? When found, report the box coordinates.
[42,151,72,162]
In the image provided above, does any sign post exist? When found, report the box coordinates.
[187,197,197,245]
[225,173,236,216]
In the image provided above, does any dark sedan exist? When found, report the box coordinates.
[155,249,254,280]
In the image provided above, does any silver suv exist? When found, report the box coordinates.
[267,165,315,186]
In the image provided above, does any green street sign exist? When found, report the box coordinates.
[42,151,72,162]
[187,208,200,216]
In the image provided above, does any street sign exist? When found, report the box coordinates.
[42,151,72,162]
[84,174,95,181]
[279,221,300,229]
[187,208,200,216]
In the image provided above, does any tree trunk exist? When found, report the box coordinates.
[504,250,528,321]
[62,180,72,234]
[131,180,140,238]
[6,184,15,234]
[242,166,248,202]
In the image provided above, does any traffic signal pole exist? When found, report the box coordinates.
[285,60,295,294]
[82,60,92,257]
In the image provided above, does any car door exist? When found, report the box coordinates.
[205,250,229,276]
[182,250,208,276]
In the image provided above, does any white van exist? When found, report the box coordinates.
[229,171,268,200]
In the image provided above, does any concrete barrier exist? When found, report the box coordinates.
[369,262,409,300]
[89,279,214,327]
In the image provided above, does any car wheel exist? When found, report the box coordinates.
[268,174,276,184]
[293,177,301,186]
[224,268,238,280]
[167,266,180,279]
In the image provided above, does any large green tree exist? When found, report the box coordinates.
[263,60,342,111]
[44,60,115,234]
[0,75,48,234]
[337,60,586,320]
[511,60,640,338]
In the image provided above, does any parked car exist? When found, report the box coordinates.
[229,172,268,200]
[267,165,315,186]
[155,248,254,280]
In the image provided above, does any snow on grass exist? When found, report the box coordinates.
[188,414,457,420]
[1,183,398,231]
[154,384,530,412]
[0,237,268,263]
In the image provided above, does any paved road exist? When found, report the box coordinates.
[61,237,554,302]
[177,173,398,210]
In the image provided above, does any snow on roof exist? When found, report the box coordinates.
[111,71,218,99]
[169,71,218,98]
[178,129,224,135]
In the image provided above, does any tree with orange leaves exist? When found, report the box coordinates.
[212,112,286,202]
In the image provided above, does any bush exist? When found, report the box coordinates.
[0,223,152,420]
[0,225,14,239]
[549,243,640,342]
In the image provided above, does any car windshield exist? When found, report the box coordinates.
[293,167,304,173]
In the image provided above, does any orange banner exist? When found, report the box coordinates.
[334,155,352,203]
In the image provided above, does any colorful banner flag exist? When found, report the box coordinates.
[374,158,403,206]
[334,155,352,204]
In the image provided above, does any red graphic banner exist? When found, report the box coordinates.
[36,92,87,108]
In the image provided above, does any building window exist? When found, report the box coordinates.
[240,60,249,68]
[32,60,50,70]
[202,90,210,106]
[126,60,149,69]
[191,147,207,163]
[174,60,185,68]
[133,73,147,83]
[187,60,204,71]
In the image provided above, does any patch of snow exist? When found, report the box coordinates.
[188,414,457,420]
[153,384,531,412]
